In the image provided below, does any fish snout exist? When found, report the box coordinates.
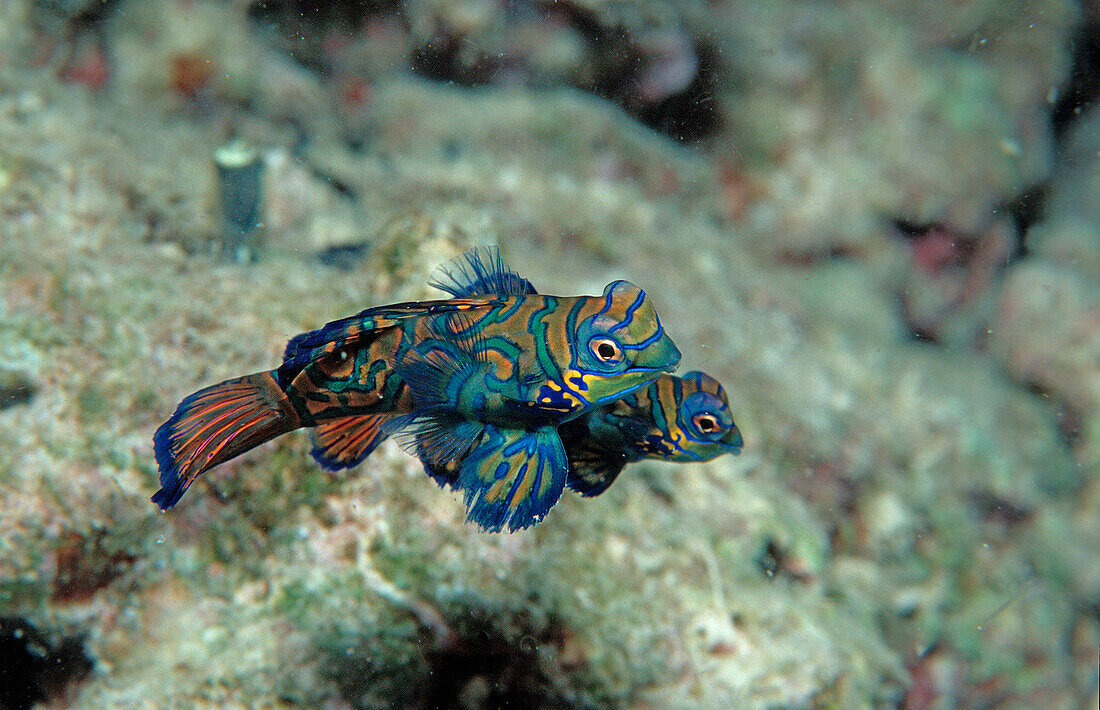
[650,335,682,373]
[721,425,744,454]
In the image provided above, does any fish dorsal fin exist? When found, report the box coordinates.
[279,298,498,378]
[280,305,414,375]
[430,246,539,297]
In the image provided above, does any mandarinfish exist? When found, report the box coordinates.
[559,370,743,498]
[313,253,743,509]
[152,249,680,531]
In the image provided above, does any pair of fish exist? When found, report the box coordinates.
[152,249,741,531]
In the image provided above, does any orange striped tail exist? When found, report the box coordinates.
[152,371,301,510]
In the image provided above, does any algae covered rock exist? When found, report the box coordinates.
[0,0,1095,708]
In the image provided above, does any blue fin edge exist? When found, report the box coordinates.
[430,246,538,298]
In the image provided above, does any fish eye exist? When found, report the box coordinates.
[590,337,623,364]
[693,413,720,434]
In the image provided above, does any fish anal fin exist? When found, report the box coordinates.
[310,415,390,471]
[565,450,627,497]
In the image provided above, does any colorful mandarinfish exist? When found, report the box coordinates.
[313,256,743,503]
[152,249,681,531]
[557,370,743,497]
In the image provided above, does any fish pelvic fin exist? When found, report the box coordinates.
[430,246,538,297]
[152,371,300,510]
[565,449,627,497]
[309,415,390,471]
[387,407,486,482]
[453,424,568,532]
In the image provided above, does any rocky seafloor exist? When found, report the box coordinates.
[0,1,1097,708]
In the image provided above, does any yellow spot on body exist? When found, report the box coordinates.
[538,378,585,411]
[664,428,688,453]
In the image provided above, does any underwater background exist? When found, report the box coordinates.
[0,1,1097,708]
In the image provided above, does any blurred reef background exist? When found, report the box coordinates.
[0,1,1097,708]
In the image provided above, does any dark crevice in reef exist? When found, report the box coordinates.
[246,0,407,76]
[326,601,601,710]
[408,34,499,87]
[1000,183,1048,260]
[246,0,401,27]
[316,241,371,271]
[1006,16,1100,259]
[0,617,93,710]
[631,42,723,143]
[1051,16,1100,137]
[246,0,721,143]
[528,2,722,143]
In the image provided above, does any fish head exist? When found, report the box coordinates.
[565,280,681,407]
[663,371,742,461]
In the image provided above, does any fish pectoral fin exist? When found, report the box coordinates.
[310,415,390,472]
[454,425,568,532]
[618,417,652,443]
[565,449,627,498]
[385,312,489,468]
[429,246,539,298]
[392,314,486,409]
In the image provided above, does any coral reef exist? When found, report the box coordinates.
[991,104,1100,472]
[0,0,1096,708]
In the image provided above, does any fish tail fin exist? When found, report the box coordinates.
[309,415,391,471]
[152,371,301,510]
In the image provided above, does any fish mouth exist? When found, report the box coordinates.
[721,427,744,453]
[628,364,673,374]
[640,337,681,374]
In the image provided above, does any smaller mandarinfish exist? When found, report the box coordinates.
[558,370,743,497]
[151,248,681,532]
